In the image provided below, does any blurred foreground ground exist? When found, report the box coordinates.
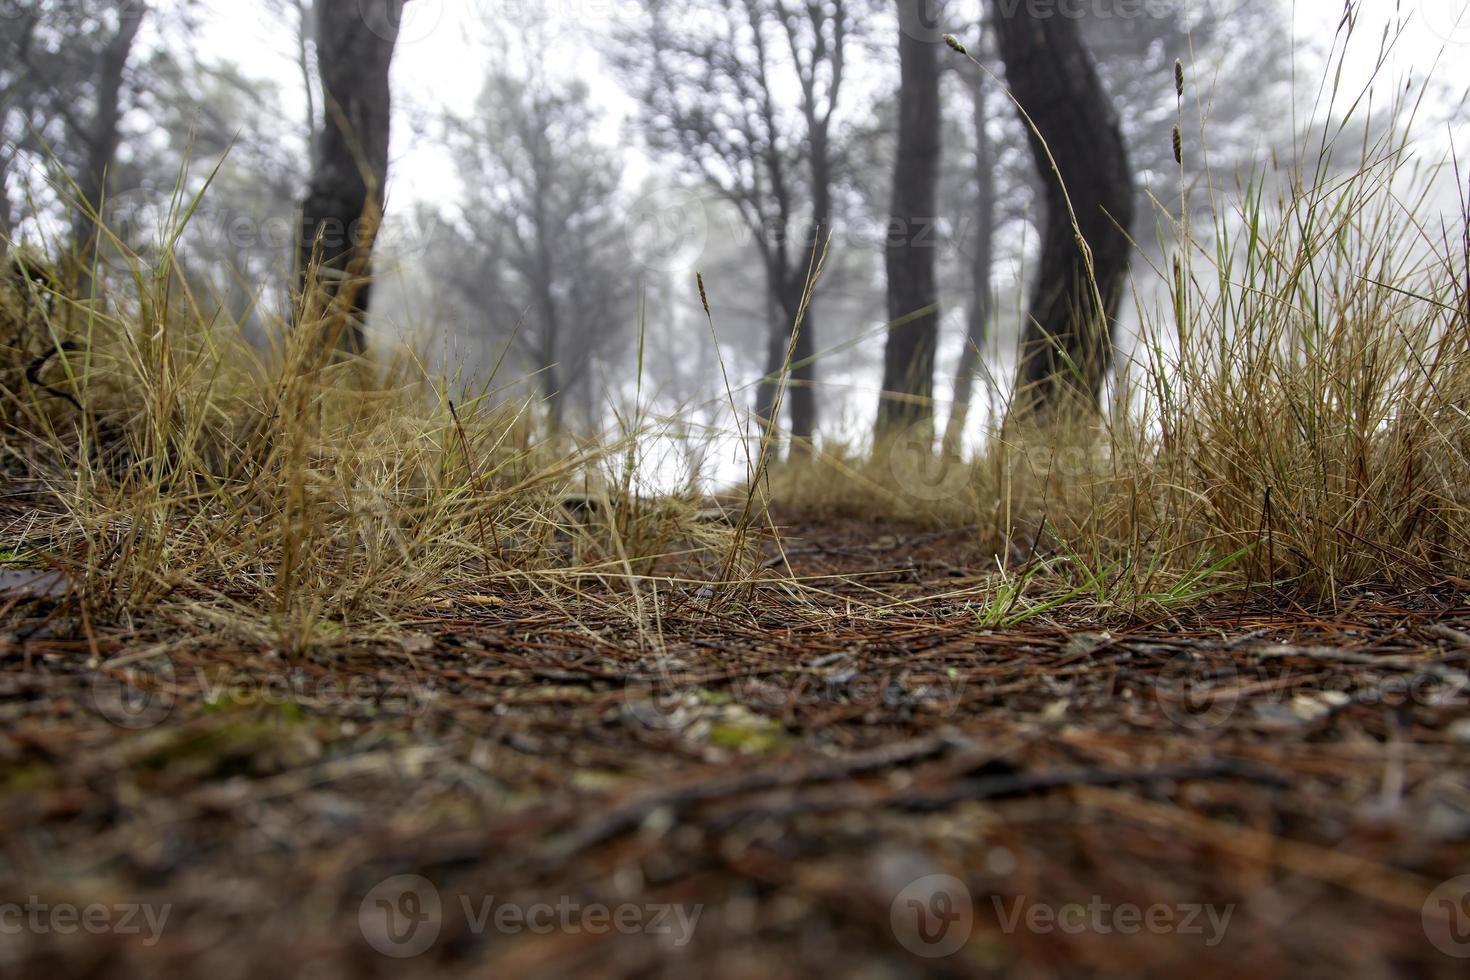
[3,518,1470,978]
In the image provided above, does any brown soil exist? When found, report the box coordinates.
[3,519,1469,978]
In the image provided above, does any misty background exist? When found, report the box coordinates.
[2,0,1467,473]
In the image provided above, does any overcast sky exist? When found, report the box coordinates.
[173,1,1470,465]
[192,1,1470,217]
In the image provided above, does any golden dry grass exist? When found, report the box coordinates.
[4,24,1468,638]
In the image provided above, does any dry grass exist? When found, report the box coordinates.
[773,36,1470,610]
[4,23,1469,641]
[1,221,739,651]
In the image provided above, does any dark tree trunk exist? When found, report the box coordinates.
[754,271,816,453]
[786,128,832,453]
[876,1,943,441]
[756,170,827,453]
[990,0,1135,420]
[535,244,565,430]
[0,146,14,261]
[755,269,784,440]
[71,6,145,289]
[297,0,404,354]
[0,12,33,261]
[942,62,996,457]
[781,277,816,449]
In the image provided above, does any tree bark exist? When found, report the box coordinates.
[784,89,836,454]
[71,5,145,288]
[755,265,785,440]
[942,61,996,457]
[990,1,1135,420]
[0,140,14,261]
[297,0,404,354]
[781,275,816,449]
[876,0,944,442]
[534,234,565,430]
[755,162,827,453]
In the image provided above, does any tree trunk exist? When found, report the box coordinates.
[755,273,816,455]
[785,128,832,454]
[755,270,784,442]
[535,242,565,430]
[297,0,404,354]
[782,278,816,450]
[942,62,996,457]
[71,6,145,289]
[0,145,14,262]
[990,1,1135,420]
[876,0,943,442]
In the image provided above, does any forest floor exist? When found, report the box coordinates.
[3,516,1470,978]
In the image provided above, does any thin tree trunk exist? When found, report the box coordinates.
[540,348,564,431]
[755,270,784,443]
[535,239,565,430]
[876,0,944,441]
[0,145,14,261]
[292,0,319,148]
[785,126,832,454]
[942,62,996,457]
[71,6,145,290]
[990,1,1135,421]
[782,277,816,450]
[297,0,404,354]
